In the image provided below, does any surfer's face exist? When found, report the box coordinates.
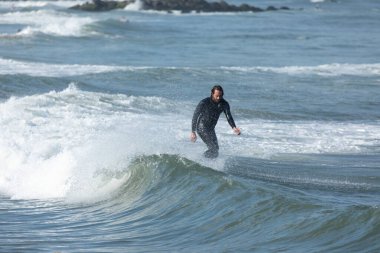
[211,90,223,103]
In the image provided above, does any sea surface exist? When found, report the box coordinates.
[1,0,380,252]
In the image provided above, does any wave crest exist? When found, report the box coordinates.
[222,63,380,76]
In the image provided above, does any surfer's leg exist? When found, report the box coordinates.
[197,128,219,158]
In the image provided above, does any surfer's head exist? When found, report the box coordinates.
[211,85,224,103]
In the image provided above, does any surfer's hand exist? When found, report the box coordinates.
[190,132,197,142]
[233,127,241,135]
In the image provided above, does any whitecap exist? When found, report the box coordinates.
[0,58,146,77]
[0,9,96,37]
[221,63,380,76]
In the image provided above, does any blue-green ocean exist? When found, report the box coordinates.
[1,0,380,252]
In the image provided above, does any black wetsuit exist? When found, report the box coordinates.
[192,97,236,158]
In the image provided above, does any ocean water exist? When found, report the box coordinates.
[1,0,380,252]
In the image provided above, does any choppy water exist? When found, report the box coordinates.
[1,0,380,252]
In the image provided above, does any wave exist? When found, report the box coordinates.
[0,58,196,77]
[230,119,380,158]
[1,113,379,251]
[226,155,380,193]
[0,83,379,200]
[0,84,185,200]
[0,58,205,77]
[124,0,143,11]
[222,63,380,76]
[0,1,87,9]
[1,153,380,252]
[0,9,96,37]
[0,58,145,77]
[122,154,380,201]
[113,154,225,202]
[2,58,380,77]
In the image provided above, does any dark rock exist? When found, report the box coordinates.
[142,0,266,13]
[70,0,131,11]
[70,0,290,13]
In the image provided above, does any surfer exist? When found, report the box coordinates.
[190,85,241,158]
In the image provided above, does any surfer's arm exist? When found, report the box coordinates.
[223,102,236,128]
[224,102,240,135]
[190,101,204,142]
[191,100,204,132]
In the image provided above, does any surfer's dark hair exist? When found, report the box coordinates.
[211,85,224,96]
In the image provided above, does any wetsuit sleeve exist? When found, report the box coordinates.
[223,101,237,129]
[191,100,204,132]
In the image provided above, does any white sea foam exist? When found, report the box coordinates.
[223,119,380,158]
[3,58,380,78]
[124,0,143,11]
[0,1,47,8]
[0,58,148,76]
[135,9,238,16]
[222,63,380,76]
[0,9,95,37]
[0,1,86,9]
[0,84,184,201]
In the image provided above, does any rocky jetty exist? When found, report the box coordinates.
[70,0,130,11]
[70,0,290,13]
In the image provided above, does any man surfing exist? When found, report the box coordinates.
[190,85,241,158]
